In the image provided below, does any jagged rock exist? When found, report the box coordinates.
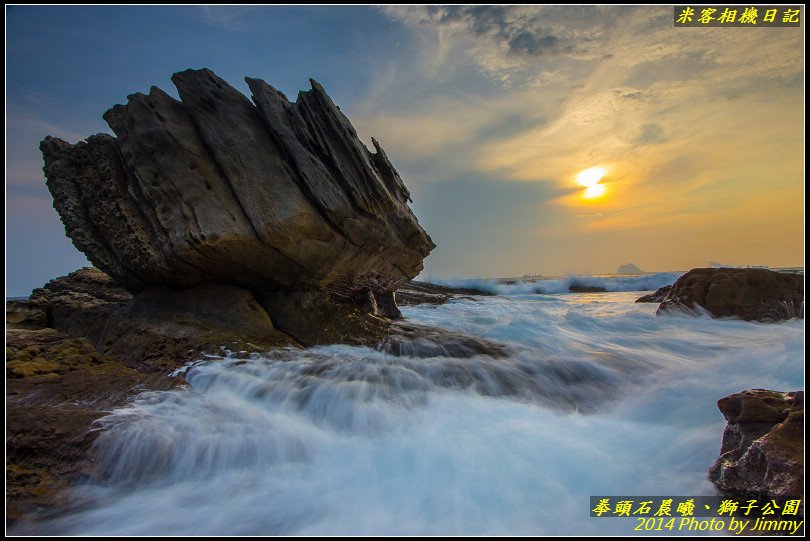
[709,389,804,502]
[41,68,434,317]
[657,268,803,321]
[375,290,403,319]
[30,266,132,305]
[635,284,672,303]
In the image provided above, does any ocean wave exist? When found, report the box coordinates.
[25,291,803,536]
[422,272,683,295]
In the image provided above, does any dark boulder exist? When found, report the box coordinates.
[657,268,803,321]
[22,268,508,364]
[709,389,803,502]
[568,284,606,293]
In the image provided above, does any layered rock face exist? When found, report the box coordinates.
[656,268,803,321]
[22,267,296,369]
[709,389,803,502]
[41,69,434,316]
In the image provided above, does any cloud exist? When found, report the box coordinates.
[635,123,666,146]
[384,5,802,94]
[369,4,803,253]
[387,6,615,62]
[7,105,90,144]
[6,104,109,218]
[508,32,561,56]
[195,6,265,32]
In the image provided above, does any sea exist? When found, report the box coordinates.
[25,270,805,535]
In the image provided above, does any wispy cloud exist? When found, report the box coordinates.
[374,6,802,211]
[364,5,803,272]
[7,105,90,144]
[6,105,104,215]
[195,6,264,32]
[6,6,801,283]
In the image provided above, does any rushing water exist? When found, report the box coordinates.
[28,277,804,535]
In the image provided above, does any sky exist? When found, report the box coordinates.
[5,5,805,296]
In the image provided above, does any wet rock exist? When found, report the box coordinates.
[657,268,803,321]
[254,289,391,347]
[709,389,803,502]
[396,280,493,306]
[635,284,672,303]
[378,323,511,358]
[375,290,403,319]
[568,284,606,293]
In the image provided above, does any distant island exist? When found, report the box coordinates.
[616,263,644,275]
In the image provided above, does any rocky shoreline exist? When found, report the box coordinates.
[6,270,510,525]
[7,267,804,526]
[6,68,804,529]
[7,318,181,523]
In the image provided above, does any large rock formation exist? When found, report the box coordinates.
[656,268,803,321]
[40,68,434,326]
[709,389,803,503]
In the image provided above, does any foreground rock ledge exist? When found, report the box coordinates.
[41,68,435,332]
[6,323,181,525]
[6,268,507,526]
[709,389,804,504]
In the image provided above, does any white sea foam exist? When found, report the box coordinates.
[423,272,683,295]
[24,291,804,535]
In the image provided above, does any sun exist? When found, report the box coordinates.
[583,184,606,199]
[575,167,608,199]
[576,167,606,187]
